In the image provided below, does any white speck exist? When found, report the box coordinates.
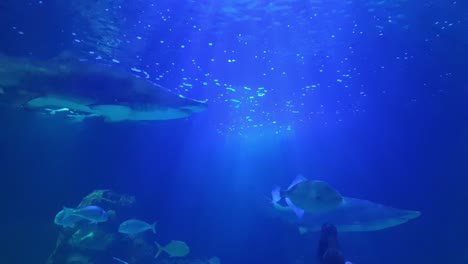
[112,59,120,63]
[137,36,142,40]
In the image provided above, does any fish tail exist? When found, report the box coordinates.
[154,241,163,259]
[271,186,282,203]
[151,222,157,234]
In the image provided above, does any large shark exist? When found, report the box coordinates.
[0,53,207,122]
[268,196,421,234]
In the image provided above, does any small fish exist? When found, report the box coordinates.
[118,219,156,235]
[154,240,190,258]
[272,175,343,219]
[54,207,84,228]
[71,205,109,223]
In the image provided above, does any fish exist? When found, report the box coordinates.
[154,240,190,258]
[54,205,108,227]
[54,207,85,228]
[118,219,156,235]
[68,205,109,223]
[0,53,207,122]
[268,196,421,233]
[272,175,344,219]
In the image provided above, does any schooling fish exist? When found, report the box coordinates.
[272,175,344,219]
[154,240,190,258]
[118,219,156,235]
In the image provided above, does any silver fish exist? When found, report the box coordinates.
[69,205,109,223]
[54,207,84,228]
[118,219,156,235]
[155,240,190,258]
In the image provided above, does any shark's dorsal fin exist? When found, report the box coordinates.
[288,174,307,190]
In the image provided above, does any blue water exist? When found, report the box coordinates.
[0,0,467,264]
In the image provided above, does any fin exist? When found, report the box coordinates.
[287,175,307,190]
[154,241,163,259]
[271,187,282,203]
[285,197,304,219]
[151,222,157,234]
[263,194,277,207]
[298,226,308,235]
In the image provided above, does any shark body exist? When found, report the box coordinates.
[0,54,207,122]
[269,197,421,233]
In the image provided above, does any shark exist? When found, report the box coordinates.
[0,53,207,122]
[268,196,421,234]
